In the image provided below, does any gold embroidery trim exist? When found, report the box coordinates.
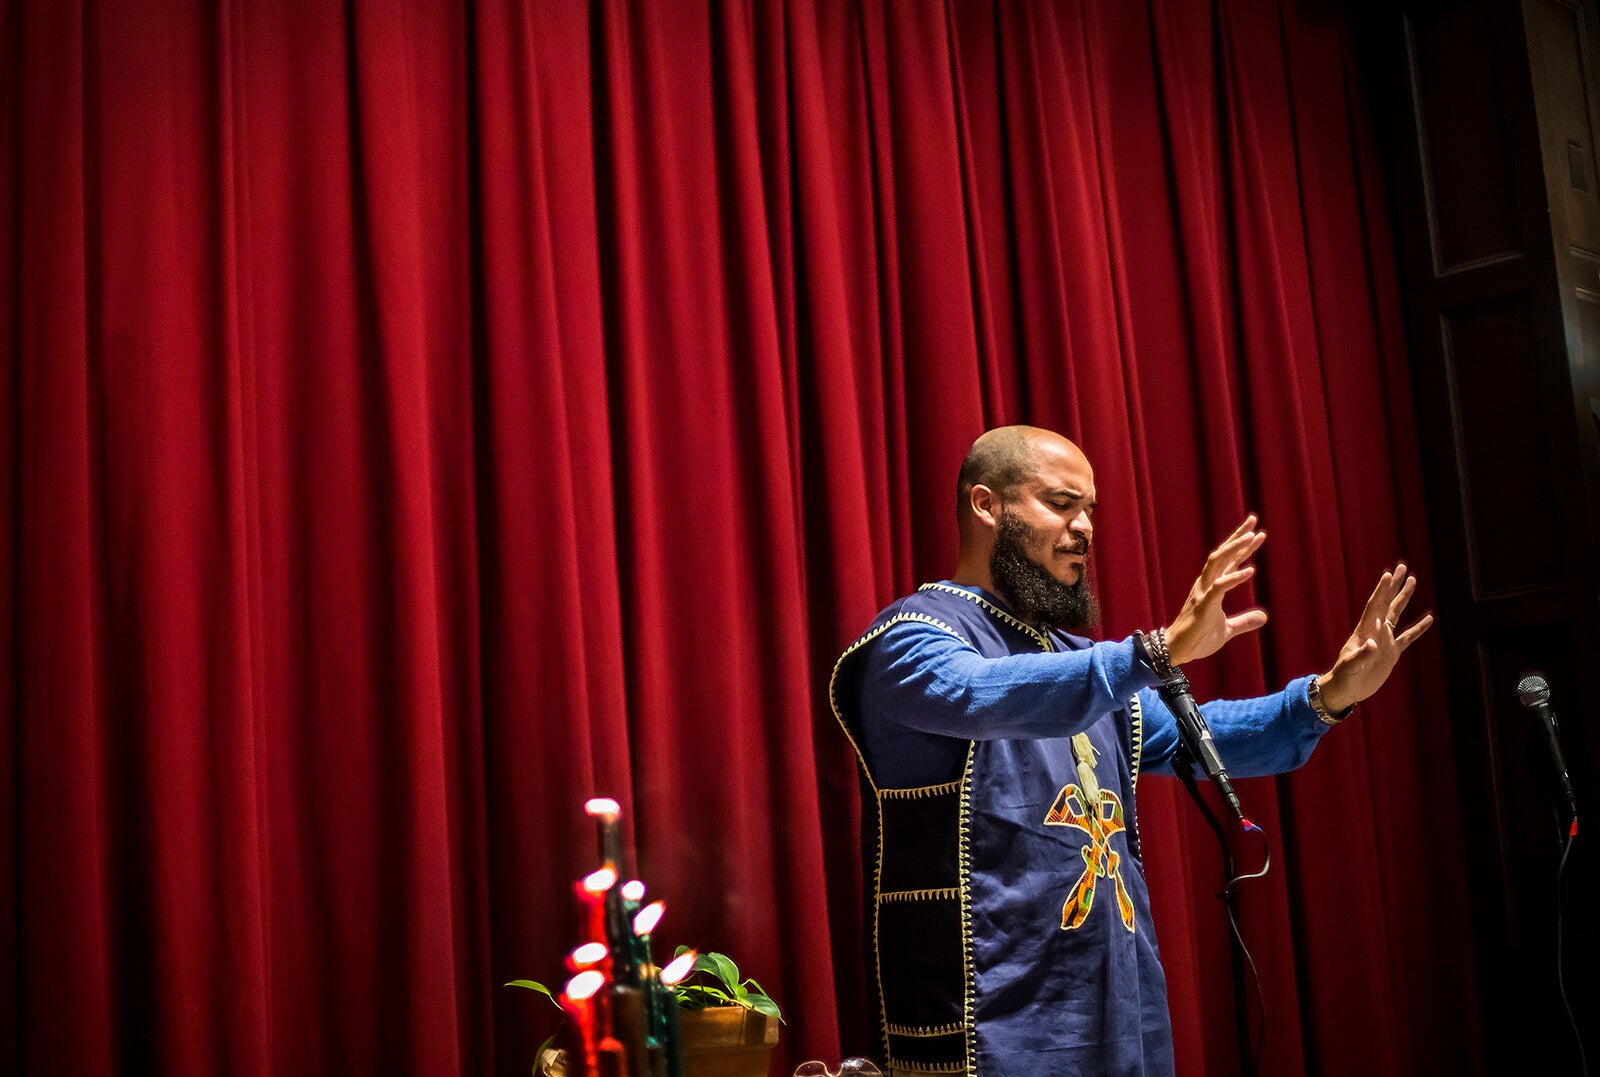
[1130,694,1144,784]
[828,611,964,798]
[827,608,967,1061]
[885,1022,964,1038]
[880,781,961,800]
[1129,694,1144,854]
[956,741,977,1075]
[877,887,959,903]
[917,581,1049,648]
[884,1060,968,1074]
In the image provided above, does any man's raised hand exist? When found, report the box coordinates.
[1315,562,1434,713]
[1164,515,1270,667]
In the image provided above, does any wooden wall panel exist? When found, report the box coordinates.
[1440,299,1564,596]
[1412,3,1525,268]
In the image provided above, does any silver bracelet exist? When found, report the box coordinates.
[1307,676,1353,725]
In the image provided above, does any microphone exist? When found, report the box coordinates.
[1157,669,1253,830]
[1516,674,1579,827]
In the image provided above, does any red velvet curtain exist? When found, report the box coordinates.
[0,1,1483,1074]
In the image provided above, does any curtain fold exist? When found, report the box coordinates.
[1,1,1483,1073]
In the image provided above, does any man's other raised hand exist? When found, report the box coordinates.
[1164,515,1269,668]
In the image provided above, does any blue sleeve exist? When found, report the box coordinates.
[859,618,1159,740]
[1137,675,1330,779]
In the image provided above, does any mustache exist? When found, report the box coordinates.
[1057,539,1091,556]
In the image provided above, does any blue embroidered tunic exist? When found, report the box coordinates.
[831,583,1328,1077]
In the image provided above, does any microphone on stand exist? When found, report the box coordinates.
[1157,668,1255,831]
[1516,673,1579,830]
[1516,673,1588,1074]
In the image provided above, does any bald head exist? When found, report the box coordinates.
[957,426,1084,524]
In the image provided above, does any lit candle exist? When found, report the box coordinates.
[584,799,636,984]
[631,900,666,1048]
[630,898,662,974]
[568,941,610,972]
[620,881,648,975]
[560,968,608,1077]
[657,950,696,1077]
[576,868,618,964]
[584,797,624,866]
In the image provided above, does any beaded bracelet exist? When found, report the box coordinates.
[1135,627,1178,681]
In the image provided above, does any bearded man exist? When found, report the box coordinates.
[830,426,1432,1077]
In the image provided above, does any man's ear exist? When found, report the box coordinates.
[969,484,1001,529]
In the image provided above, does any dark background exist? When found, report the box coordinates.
[1356,2,1599,1072]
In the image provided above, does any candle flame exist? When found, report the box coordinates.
[565,969,607,1001]
[659,950,697,985]
[620,880,646,902]
[632,900,665,936]
[569,942,609,968]
[582,866,618,893]
[584,797,621,819]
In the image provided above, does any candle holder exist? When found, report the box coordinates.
[510,798,784,1077]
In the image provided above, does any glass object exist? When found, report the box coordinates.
[793,1060,884,1076]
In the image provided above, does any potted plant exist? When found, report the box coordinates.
[509,948,782,1077]
[667,948,782,1077]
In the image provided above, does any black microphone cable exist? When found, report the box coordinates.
[1556,820,1587,1077]
[1170,747,1271,1077]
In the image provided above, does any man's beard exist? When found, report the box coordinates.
[990,512,1099,631]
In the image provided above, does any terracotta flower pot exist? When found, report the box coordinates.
[678,1007,780,1077]
[535,1007,779,1077]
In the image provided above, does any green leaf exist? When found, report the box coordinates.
[506,979,553,994]
[505,980,562,1011]
[701,952,740,993]
[746,994,783,1020]
[675,984,734,1010]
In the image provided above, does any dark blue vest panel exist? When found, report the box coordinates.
[832,585,1174,1077]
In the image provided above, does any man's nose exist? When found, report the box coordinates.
[1070,513,1092,541]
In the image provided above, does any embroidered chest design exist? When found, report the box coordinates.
[1043,783,1137,933]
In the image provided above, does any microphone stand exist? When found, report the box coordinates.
[1171,745,1253,1076]
[1142,631,1271,1072]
